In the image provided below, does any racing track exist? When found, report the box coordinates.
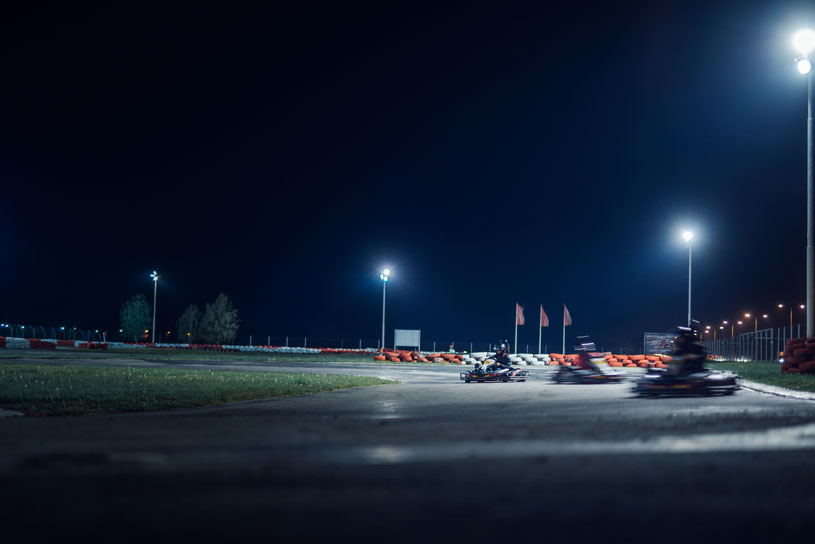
[1,358,815,543]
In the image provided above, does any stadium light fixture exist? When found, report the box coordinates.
[380,268,391,351]
[150,270,160,343]
[681,230,694,327]
[793,29,815,336]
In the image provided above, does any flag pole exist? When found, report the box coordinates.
[538,321,542,355]
[562,310,566,355]
[514,314,518,355]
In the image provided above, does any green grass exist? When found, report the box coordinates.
[0,348,379,363]
[0,348,452,365]
[0,363,396,416]
[710,361,815,392]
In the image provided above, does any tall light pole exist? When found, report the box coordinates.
[794,29,815,337]
[380,268,390,351]
[150,270,159,344]
[683,231,694,327]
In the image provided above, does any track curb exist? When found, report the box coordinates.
[0,409,25,417]
[739,379,815,401]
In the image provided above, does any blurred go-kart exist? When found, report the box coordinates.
[633,327,739,397]
[460,359,531,383]
[551,354,624,384]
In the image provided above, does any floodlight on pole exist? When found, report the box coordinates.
[380,268,390,351]
[682,230,694,327]
[793,28,815,337]
[150,270,159,344]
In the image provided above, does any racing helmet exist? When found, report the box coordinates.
[574,335,596,353]
[494,341,509,355]
[673,327,704,355]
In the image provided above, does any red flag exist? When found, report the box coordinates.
[540,305,549,327]
[564,304,572,326]
[516,303,525,326]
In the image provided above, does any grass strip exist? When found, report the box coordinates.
[710,361,815,392]
[0,363,396,416]
[0,349,379,363]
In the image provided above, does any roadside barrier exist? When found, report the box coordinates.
[782,338,815,374]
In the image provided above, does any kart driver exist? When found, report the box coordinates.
[573,337,601,372]
[667,327,706,376]
[486,341,511,371]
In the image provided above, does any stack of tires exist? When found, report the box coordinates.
[4,337,30,349]
[28,339,56,349]
[782,338,815,374]
[373,351,463,364]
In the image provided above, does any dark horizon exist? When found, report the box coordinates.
[2,1,815,351]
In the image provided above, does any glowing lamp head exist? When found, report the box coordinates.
[723,320,729,324]
[380,268,391,282]
[682,231,694,243]
[802,304,807,309]
[745,313,751,318]
[150,270,159,282]
[797,58,812,74]
[738,321,743,325]
[794,29,815,55]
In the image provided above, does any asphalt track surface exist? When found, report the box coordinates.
[2,358,815,543]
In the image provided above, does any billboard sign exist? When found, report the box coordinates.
[394,329,421,350]
[643,332,676,355]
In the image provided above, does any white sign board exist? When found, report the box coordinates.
[394,329,421,350]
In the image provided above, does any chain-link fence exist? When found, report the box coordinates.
[0,323,107,342]
[702,326,803,361]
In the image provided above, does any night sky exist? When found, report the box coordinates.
[2,1,815,351]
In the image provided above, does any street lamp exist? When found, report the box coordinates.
[150,270,159,344]
[794,28,815,337]
[379,268,390,351]
[682,231,694,327]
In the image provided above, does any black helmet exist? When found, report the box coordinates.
[574,335,596,352]
[494,341,508,353]
[674,327,704,354]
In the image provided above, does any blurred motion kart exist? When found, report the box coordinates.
[460,360,531,383]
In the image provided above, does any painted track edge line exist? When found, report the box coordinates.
[739,379,815,401]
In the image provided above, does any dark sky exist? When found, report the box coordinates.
[2,1,815,351]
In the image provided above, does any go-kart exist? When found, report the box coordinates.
[551,362,624,384]
[460,360,531,383]
[633,368,739,396]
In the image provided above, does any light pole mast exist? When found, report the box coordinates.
[794,29,815,336]
[380,268,390,351]
[150,270,159,344]
[683,231,694,328]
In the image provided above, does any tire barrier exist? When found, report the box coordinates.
[372,350,467,364]
[782,338,815,374]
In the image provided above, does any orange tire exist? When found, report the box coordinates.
[608,358,618,364]
[799,361,815,373]
[373,355,386,361]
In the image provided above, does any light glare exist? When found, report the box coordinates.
[797,58,812,74]
[682,231,693,242]
[793,29,815,55]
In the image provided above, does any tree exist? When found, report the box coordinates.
[176,305,202,344]
[120,294,152,343]
[199,293,240,344]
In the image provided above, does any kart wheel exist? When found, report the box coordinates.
[501,375,510,382]
[465,380,471,383]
